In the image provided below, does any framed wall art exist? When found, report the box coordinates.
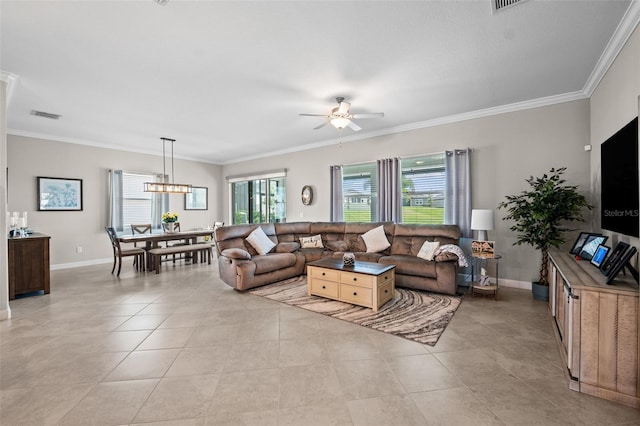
[185,186,208,210]
[37,176,83,211]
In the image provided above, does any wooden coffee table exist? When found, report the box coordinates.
[306,258,395,311]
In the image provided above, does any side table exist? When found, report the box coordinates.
[470,254,501,300]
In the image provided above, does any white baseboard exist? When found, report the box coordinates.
[499,278,532,290]
[0,309,10,320]
[459,272,531,291]
[51,258,112,270]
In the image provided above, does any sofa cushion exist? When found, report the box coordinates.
[361,225,391,253]
[299,234,324,249]
[253,253,297,274]
[275,242,300,253]
[379,255,437,278]
[326,240,348,252]
[417,241,440,261]
[246,226,276,255]
[221,248,252,260]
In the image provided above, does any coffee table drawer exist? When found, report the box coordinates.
[310,279,339,298]
[308,266,339,282]
[340,283,372,306]
[340,271,374,287]
[377,281,394,306]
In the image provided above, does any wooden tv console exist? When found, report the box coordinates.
[548,249,639,408]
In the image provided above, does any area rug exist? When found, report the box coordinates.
[248,276,462,346]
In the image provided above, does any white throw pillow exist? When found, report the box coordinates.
[417,241,440,261]
[246,226,276,255]
[361,225,391,253]
[299,234,324,249]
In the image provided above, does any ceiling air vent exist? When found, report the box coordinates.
[30,110,61,120]
[492,0,526,13]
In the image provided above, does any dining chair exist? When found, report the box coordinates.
[131,223,152,246]
[161,222,189,263]
[105,227,146,276]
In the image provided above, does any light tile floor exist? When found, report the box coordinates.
[1,261,640,425]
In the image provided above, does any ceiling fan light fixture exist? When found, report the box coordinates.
[330,117,351,129]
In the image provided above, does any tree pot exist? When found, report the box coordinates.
[532,282,549,301]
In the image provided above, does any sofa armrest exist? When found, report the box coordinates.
[221,248,252,260]
[434,252,458,262]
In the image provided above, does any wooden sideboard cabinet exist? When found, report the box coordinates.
[8,233,51,300]
[548,249,639,408]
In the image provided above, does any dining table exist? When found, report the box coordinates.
[117,229,215,270]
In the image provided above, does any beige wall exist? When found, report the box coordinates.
[7,135,223,267]
[222,99,592,284]
[590,24,640,250]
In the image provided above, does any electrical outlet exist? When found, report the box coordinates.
[76,246,83,253]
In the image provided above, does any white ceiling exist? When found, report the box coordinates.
[1,1,638,165]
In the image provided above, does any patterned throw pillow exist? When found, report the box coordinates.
[299,234,324,249]
[361,225,391,253]
[246,226,276,255]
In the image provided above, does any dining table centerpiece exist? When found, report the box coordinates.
[162,212,179,233]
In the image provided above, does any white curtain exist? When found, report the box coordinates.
[329,165,343,221]
[377,158,401,222]
[444,149,472,237]
[108,170,124,232]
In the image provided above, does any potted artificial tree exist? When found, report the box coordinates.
[498,167,592,301]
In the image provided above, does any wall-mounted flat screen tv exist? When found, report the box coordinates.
[601,116,639,237]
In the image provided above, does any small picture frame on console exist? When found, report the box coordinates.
[590,245,610,268]
[605,246,638,285]
[578,235,608,261]
[601,241,630,276]
[570,232,596,255]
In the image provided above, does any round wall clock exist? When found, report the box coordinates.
[301,185,313,205]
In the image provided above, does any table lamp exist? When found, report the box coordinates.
[471,209,494,241]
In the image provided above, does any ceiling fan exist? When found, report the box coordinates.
[300,97,384,131]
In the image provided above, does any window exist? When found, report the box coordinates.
[109,170,167,233]
[342,162,378,222]
[230,173,286,224]
[400,154,446,224]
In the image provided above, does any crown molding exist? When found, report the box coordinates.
[7,129,222,165]
[8,90,592,167]
[582,0,640,96]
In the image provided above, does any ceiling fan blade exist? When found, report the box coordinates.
[313,121,328,130]
[337,101,350,115]
[351,113,384,119]
[347,120,362,131]
[300,113,329,117]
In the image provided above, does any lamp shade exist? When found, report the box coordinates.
[471,209,494,241]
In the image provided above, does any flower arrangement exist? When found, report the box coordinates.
[162,212,178,223]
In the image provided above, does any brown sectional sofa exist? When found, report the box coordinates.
[215,222,462,295]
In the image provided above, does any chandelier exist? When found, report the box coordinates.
[144,137,192,193]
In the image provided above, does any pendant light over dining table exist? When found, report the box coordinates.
[143,137,193,193]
